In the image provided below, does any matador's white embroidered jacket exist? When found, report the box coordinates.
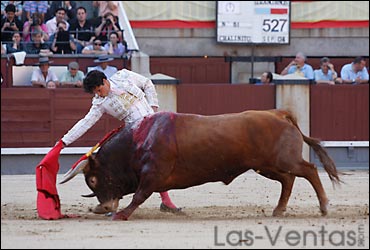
[62,69,159,146]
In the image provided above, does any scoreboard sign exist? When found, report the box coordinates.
[217,1,291,44]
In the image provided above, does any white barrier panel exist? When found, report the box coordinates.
[12,66,68,86]
[320,141,369,147]
[1,147,95,155]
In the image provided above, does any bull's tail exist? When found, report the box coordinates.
[277,110,341,185]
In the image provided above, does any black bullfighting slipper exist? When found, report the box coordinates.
[160,203,185,215]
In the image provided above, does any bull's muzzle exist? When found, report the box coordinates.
[91,199,119,214]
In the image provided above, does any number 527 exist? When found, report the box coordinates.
[262,19,287,32]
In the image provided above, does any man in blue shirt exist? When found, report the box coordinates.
[281,52,314,80]
[340,56,369,84]
[314,57,340,85]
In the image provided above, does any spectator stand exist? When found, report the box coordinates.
[2,53,130,88]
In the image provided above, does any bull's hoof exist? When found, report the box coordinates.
[272,209,285,217]
[320,200,329,216]
[160,203,185,215]
[320,206,328,216]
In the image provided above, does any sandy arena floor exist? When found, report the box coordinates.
[1,170,369,249]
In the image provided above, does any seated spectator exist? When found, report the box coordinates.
[23,1,48,22]
[46,7,70,36]
[256,71,273,85]
[31,57,59,88]
[81,38,107,55]
[94,12,122,45]
[104,31,126,56]
[6,31,24,53]
[314,57,342,85]
[47,1,77,21]
[24,30,52,55]
[340,56,369,84]
[280,52,314,80]
[69,6,95,54]
[22,12,49,42]
[46,81,57,89]
[49,20,76,54]
[1,1,23,21]
[74,1,97,21]
[89,54,118,78]
[1,4,23,44]
[60,61,84,87]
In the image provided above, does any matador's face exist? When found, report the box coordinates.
[93,79,111,97]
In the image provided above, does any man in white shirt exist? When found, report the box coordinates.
[60,69,181,214]
[31,57,59,88]
[46,7,70,36]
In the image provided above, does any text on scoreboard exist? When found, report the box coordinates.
[217,1,291,44]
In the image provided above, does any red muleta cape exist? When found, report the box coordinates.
[35,125,124,219]
[35,140,66,219]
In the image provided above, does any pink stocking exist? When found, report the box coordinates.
[159,191,177,209]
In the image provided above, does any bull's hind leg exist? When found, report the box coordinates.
[291,161,329,216]
[257,170,295,216]
[272,173,295,216]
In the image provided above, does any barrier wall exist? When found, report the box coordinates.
[1,83,177,148]
[2,84,368,148]
[177,84,275,114]
[1,75,368,173]
[310,84,369,140]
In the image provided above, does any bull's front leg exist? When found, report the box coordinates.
[113,188,153,220]
[113,165,156,220]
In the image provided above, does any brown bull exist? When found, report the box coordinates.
[61,109,340,220]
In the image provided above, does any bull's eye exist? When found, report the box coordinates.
[89,176,98,188]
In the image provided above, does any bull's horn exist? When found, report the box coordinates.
[81,193,96,198]
[59,159,89,184]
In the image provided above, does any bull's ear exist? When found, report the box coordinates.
[84,155,98,172]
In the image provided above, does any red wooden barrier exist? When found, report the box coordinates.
[310,84,369,140]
